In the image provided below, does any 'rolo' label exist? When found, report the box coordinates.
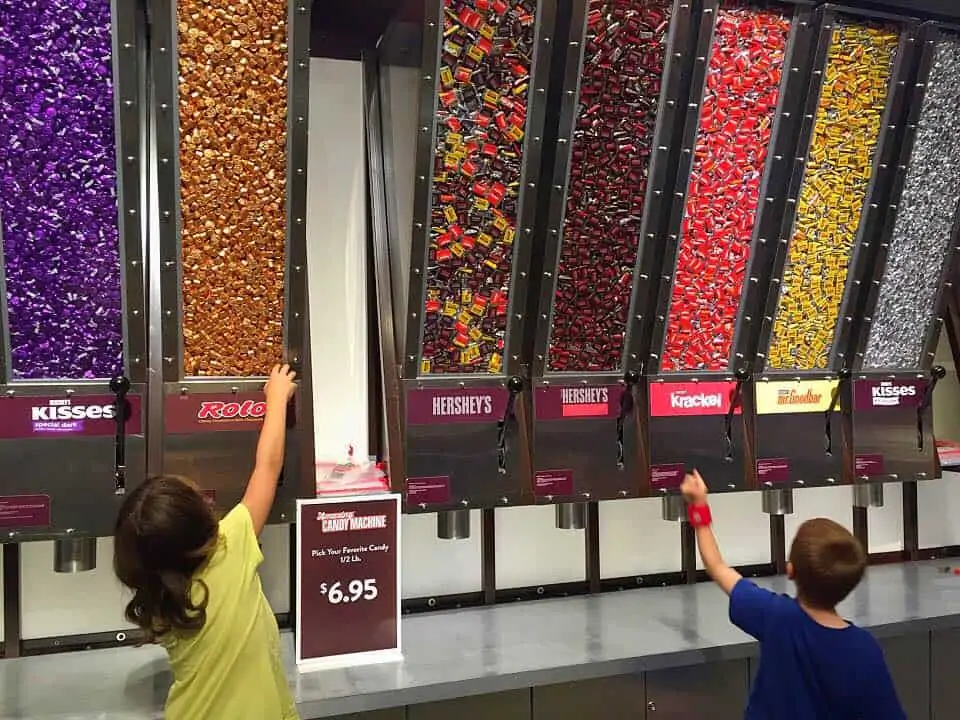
[197,400,267,420]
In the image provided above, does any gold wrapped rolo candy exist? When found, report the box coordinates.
[177,0,288,377]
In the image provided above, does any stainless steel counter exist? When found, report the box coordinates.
[3,560,960,719]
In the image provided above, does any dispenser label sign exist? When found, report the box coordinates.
[855,454,885,477]
[648,382,740,418]
[296,495,400,666]
[757,458,791,484]
[756,380,838,415]
[165,393,282,434]
[406,476,451,505]
[0,495,51,528]
[406,387,508,425]
[534,470,574,497]
[854,379,924,411]
[535,386,619,420]
[0,395,142,439]
[650,463,685,489]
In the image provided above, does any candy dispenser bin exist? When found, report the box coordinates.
[751,5,922,494]
[640,0,821,499]
[152,0,315,522]
[0,0,146,562]
[376,0,556,530]
[845,24,960,486]
[527,0,696,517]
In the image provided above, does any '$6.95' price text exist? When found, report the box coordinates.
[319,579,378,605]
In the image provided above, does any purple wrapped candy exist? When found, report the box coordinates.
[0,0,124,380]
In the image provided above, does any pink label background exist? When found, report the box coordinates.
[855,454,885,477]
[533,470,574,497]
[0,495,51,528]
[649,382,740,418]
[406,476,451,505]
[757,458,790,484]
[650,463,685,489]
[406,387,509,425]
[0,395,142,440]
[535,386,620,421]
[853,379,925,412]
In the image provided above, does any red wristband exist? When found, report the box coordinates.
[688,504,712,528]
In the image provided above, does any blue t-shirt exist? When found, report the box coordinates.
[730,579,905,720]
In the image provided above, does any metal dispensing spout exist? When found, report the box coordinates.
[110,375,131,495]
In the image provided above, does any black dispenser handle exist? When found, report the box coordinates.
[824,368,848,456]
[497,376,523,474]
[724,368,749,463]
[617,371,639,469]
[110,375,131,495]
[917,366,946,452]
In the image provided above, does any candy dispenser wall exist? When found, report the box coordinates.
[0,0,126,381]
[175,0,289,378]
[415,0,546,377]
[840,26,958,488]
[861,35,960,372]
[0,0,147,541]
[660,0,792,373]
[374,0,556,515]
[544,0,674,374]
[526,0,697,505]
[152,0,314,524]
[765,20,900,372]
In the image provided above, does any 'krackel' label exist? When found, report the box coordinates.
[648,382,740,418]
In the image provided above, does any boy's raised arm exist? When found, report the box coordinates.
[681,470,742,595]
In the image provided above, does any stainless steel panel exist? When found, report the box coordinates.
[754,404,844,490]
[856,26,960,374]
[931,627,960,720]
[152,0,309,383]
[112,0,147,383]
[648,2,821,376]
[533,676,646,720]
[848,375,936,483]
[643,376,750,496]
[756,11,920,374]
[0,434,146,540]
[880,633,930,720]
[408,689,531,720]
[535,0,695,378]
[398,0,557,380]
[403,378,530,511]
[532,377,641,502]
[162,430,303,525]
[645,659,750,719]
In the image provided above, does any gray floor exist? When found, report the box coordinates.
[2,560,960,718]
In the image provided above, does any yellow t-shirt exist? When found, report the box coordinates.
[162,504,299,720]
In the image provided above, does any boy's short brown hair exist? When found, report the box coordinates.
[789,518,866,610]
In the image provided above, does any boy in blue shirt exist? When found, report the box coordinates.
[681,470,906,719]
